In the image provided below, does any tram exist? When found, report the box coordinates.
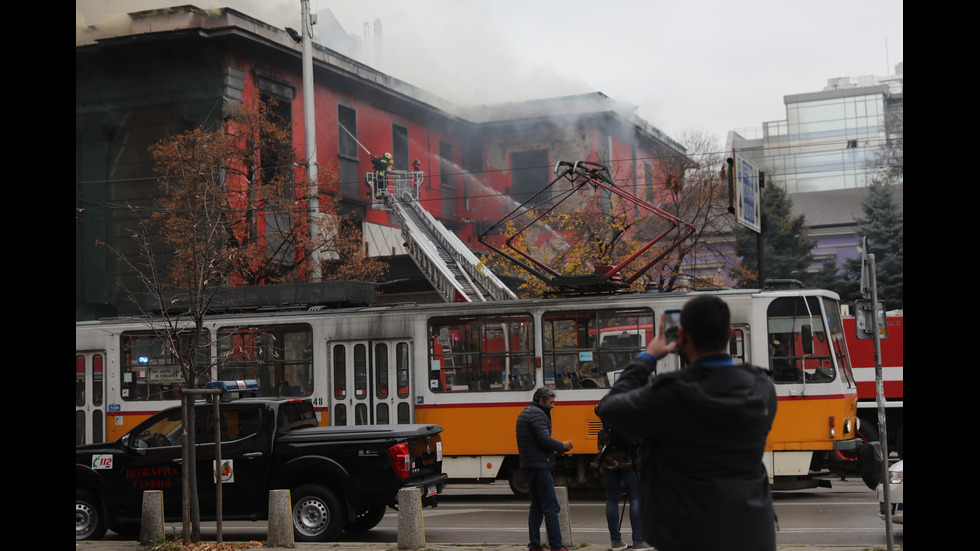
[76,284,860,491]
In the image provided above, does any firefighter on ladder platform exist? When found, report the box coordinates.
[371,152,393,199]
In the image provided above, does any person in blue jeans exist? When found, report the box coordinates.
[597,400,651,551]
[516,387,573,551]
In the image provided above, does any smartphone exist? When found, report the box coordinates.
[664,308,681,344]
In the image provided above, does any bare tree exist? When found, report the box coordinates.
[871,109,903,186]
[643,129,734,291]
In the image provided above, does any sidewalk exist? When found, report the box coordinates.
[76,541,881,551]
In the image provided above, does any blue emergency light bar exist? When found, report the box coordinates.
[205,379,259,391]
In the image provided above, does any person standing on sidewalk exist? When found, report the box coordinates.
[595,398,652,551]
[597,295,778,551]
[516,387,573,551]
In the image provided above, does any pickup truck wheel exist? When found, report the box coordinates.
[346,505,387,533]
[76,489,106,540]
[291,484,344,542]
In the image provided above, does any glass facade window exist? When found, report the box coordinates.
[764,91,888,193]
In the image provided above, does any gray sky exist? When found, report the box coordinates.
[77,0,903,146]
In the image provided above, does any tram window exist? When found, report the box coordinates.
[333,345,346,399]
[396,343,410,399]
[354,344,368,400]
[542,308,653,390]
[729,328,747,364]
[76,356,85,407]
[397,402,410,424]
[375,343,389,399]
[75,410,85,446]
[428,314,533,392]
[217,324,313,398]
[376,403,390,424]
[333,403,347,426]
[120,331,209,401]
[823,297,856,386]
[93,410,103,444]
[354,403,369,425]
[767,297,836,384]
[93,354,104,406]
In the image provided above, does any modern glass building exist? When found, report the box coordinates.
[763,85,891,193]
[731,67,903,194]
[725,68,903,270]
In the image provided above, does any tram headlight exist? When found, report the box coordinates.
[843,417,853,435]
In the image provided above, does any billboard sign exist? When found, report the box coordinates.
[734,151,761,233]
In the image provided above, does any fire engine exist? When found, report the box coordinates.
[843,311,903,458]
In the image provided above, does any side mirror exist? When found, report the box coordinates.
[801,325,814,355]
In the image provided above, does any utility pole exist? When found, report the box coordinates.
[301,0,322,281]
[858,237,893,551]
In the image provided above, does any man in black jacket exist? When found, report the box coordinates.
[516,387,573,551]
[596,295,778,551]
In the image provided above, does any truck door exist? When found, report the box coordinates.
[195,405,270,516]
[328,339,413,426]
[75,352,107,445]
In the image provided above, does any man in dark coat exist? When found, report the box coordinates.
[516,387,573,551]
[596,295,778,551]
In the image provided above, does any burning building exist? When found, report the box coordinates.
[76,5,689,318]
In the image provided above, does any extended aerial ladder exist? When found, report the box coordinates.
[366,168,517,303]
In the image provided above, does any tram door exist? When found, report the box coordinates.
[75,351,107,445]
[328,340,413,426]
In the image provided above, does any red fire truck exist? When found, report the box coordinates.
[843,311,903,458]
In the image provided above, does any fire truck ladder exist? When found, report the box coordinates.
[367,169,517,303]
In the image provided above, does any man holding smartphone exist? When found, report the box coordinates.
[596,295,778,551]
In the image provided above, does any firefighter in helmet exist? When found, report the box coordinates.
[371,153,392,198]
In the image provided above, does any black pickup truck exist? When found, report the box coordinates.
[75,391,446,542]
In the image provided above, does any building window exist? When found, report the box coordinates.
[260,94,294,265]
[439,141,455,219]
[510,150,550,203]
[338,105,359,198]
[463,147,483,212]
[392,124,409,171]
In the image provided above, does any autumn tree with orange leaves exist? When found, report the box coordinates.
[150,98,385,287]
[106,98,384,542]
[481,130,733,297]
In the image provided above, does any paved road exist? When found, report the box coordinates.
[78,478,902,550]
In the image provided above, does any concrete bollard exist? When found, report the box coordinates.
[396,487,425,550]
[267,489,295,547]
[544,486,573,549]
[556,486,572,547]
[139,490,165,546]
